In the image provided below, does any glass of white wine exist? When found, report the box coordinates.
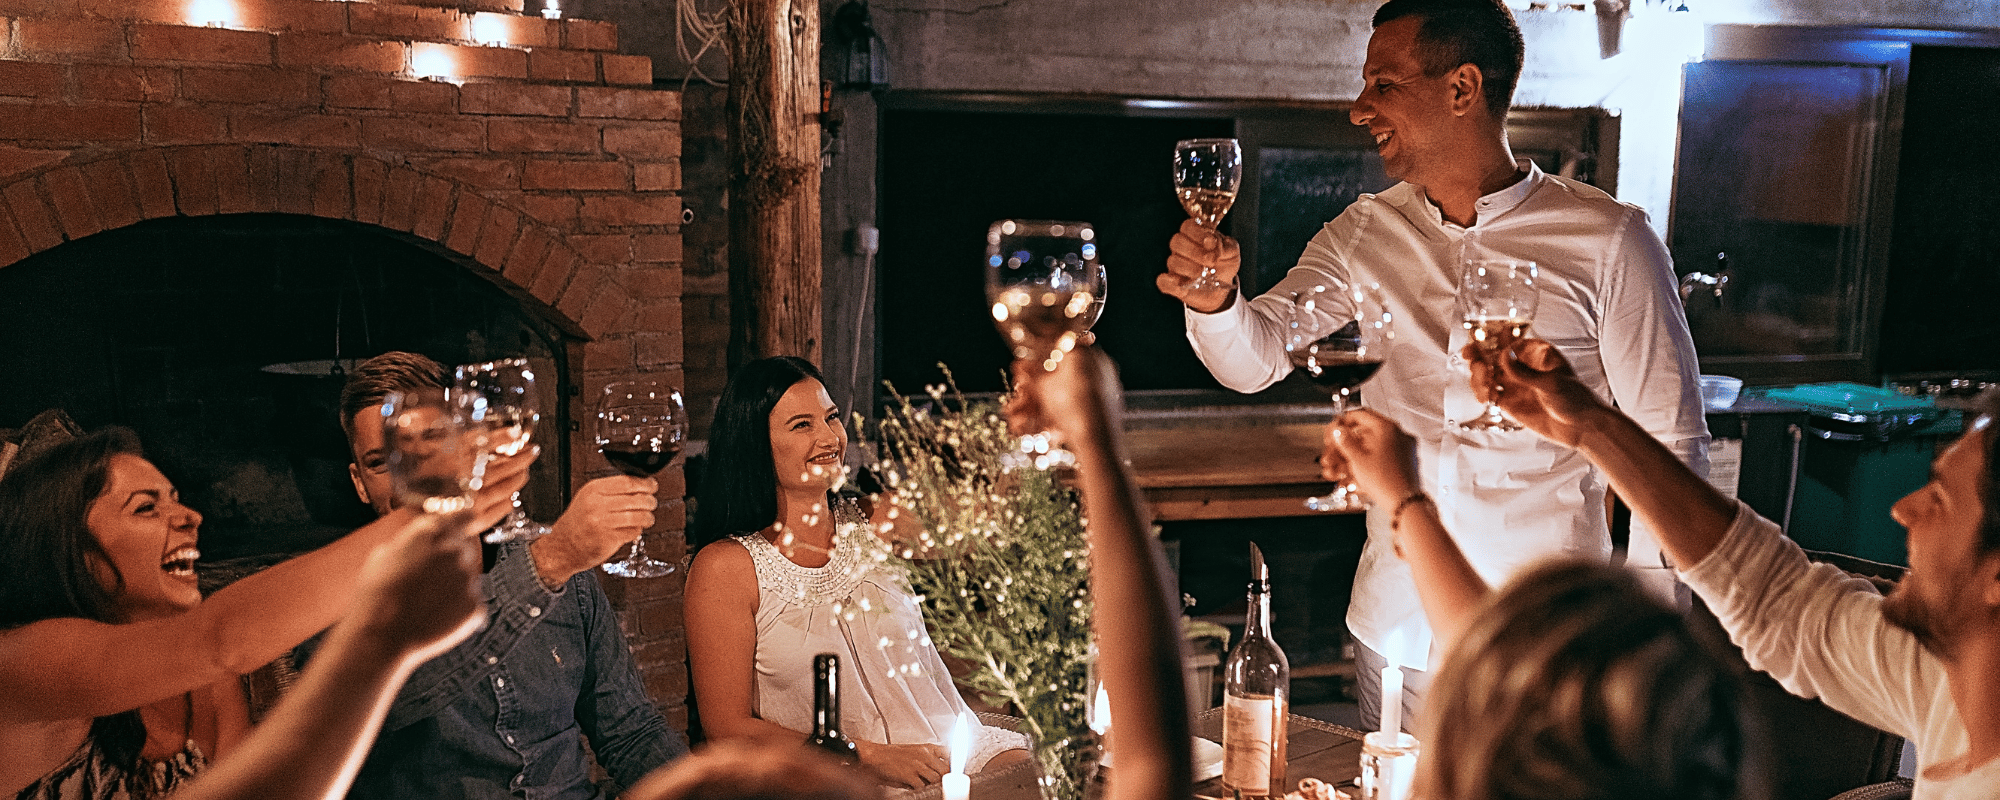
[1459,257,1538,431]
[453,357,549,542]
[986,219,1105,470]
[1173,138,1243,291]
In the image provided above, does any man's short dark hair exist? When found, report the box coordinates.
[1373,0,1524,119]
[339,352,448,439]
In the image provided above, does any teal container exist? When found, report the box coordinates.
[1747,383,1962,567]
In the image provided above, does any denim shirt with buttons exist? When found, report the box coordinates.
[326,540,689,799]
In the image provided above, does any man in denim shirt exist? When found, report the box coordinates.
[330,352,689,798]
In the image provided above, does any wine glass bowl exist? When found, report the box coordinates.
[1289,283,1393,512]
[454,357,547,543]
[1173,138,1243,290]
[987,219,1105,470]
[597,379,686,578]
[380,388,476,515]
[1458,259,1538,431]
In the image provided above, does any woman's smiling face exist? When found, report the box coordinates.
[85,454,204,621]
[767,378,846,496]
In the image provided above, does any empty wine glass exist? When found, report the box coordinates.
[1459,257,1539,431]
[454,357,548,543]
[380,388,476,516]
[1172,138,1243,291]
[1288,282,1394,512]
[987,219,1105,470]
[597,379,686,578]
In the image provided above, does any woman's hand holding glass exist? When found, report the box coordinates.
[1319,408,1422,511]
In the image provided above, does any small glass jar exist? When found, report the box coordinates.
[1358,730,1419,800]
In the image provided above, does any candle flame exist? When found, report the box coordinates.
[949,712,973,775]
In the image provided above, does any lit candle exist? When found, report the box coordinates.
[541,0,562,19]
[944,712,972,800]
[1379,628,1404,736]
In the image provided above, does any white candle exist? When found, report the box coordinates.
[1380,665,1403,736]
[945,712,973,800]
[1379,628,1405,736]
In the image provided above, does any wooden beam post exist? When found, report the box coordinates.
[726,0,822,366]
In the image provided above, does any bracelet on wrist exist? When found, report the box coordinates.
[1389,492,1434,534]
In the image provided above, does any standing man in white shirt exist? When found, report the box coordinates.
[1157,0,1709,731]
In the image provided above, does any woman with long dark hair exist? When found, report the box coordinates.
[684,357,1026,790]
[0,428,523,799]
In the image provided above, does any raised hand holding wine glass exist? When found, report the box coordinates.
[1288,282,1394,512]
[1172,138,1242,291]
[454,357,548,543]
[1459,251,1539,432]
[987,219,1105,470]
[597,379,686,578]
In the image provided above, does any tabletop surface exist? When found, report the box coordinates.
[910,710,1366,800]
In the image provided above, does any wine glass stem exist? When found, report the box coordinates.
[1331,389,1353,418]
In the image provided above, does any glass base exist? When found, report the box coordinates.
[1001,432,1077,472]
[1359,731,1420,800]
[1457,403,1523,432]
[1305,484,1363,513]
[483,514,550,544]
[602,541,676,578]
[601,556,675,578]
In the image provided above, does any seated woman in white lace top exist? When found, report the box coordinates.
[685,357,1028,790]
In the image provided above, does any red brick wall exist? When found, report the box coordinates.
[0,0,691,731]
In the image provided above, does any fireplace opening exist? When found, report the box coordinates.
[0,213,573,561]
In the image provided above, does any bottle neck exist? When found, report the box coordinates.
[813,657,841,735]
[1244,583,1272,639]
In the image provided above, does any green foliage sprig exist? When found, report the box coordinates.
[870,377,1094,798]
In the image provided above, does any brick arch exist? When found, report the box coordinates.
[0,144,609,339]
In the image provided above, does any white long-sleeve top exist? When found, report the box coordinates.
[1186,162,1710,668]
[1682,502,2000,798]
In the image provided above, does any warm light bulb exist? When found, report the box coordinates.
[411,43,459,83]
[542,0,562,19]
[470,13,511,46]
[186,0,238,28]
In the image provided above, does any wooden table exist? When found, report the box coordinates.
[1124,422,1350,521]
[926,710,1365,799]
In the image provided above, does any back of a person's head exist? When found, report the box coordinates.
[1371,0,1523,119]
[689,355,826,549]
[623,740,882,800]
[339,351,448,438]
[1419,560,1765,800]
[0,427,146,628]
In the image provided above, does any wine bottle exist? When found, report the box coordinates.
[806,653,861,765]
[1222,543,1290,797]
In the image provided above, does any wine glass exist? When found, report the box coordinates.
[1287,282,1394,512]
[454,357,548,543]
[987,219,1105,470]
[380,388,476,516]
[1172,138,1243,291]
[1459,257,1539,431]
[597,379,686,578]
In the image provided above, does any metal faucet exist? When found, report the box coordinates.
[1679,252,1730,308]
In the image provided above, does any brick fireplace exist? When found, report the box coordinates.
[0,0,691,727]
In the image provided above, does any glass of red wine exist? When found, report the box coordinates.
[597,379,687,578]
[1287,282,1394,512]
[987,219,1106,471]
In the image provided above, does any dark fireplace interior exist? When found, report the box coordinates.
[0,214,571,561]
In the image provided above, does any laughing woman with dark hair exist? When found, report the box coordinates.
[0,428,525,800]
[685,357,1026,791]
